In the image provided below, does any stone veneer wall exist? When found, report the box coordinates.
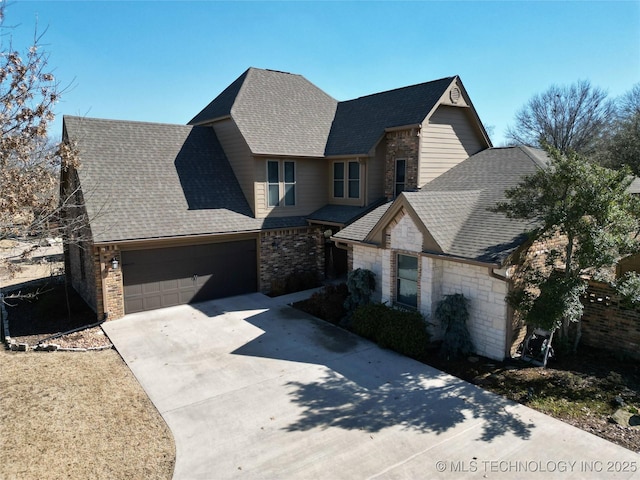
[259,227,324,293]
[93,246,124,321]
[439,261,509,360]
[351,244,385,303]
[352,210,511,360]
[384,128,420,200]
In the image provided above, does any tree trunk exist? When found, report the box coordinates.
[562,235,575,338]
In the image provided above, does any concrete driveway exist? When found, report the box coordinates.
[103,293,639,480]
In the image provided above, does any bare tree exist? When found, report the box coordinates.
[506,80,616,154]
[595,83,640,174]
[0,3,83,285]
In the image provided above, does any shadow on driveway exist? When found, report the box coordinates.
[198,298,534,443]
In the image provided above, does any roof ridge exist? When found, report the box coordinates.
[517,145,550,169]
[342,75,456,103]
[64,115,191,129]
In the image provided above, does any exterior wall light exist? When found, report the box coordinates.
[111,257,119,270]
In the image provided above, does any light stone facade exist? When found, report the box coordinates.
[352,212,510,361]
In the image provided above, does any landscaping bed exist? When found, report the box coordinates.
[294,285,640,453]
[4,280,110,350]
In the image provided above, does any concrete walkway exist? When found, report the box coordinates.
[103,293,640,480]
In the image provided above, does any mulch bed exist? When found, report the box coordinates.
[419,346,640,453]
[4,280,111,349]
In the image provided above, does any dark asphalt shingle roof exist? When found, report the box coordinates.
[64,116,306,243]
[189,68,338,157]
[333,202,393,243]
[324,77,455,156]
[335,146,548,264]
[306,202,386,226]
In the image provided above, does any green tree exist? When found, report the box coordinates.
[494,145,640,357]
[506,80,615,155]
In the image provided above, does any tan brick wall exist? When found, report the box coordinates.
[384,129,419,200]
[580,280,640,359]
[93,246,124,321]
[259,227,324,293]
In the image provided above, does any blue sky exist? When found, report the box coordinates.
[5,0,640,146]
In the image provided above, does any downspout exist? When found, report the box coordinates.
[489,267,513,359]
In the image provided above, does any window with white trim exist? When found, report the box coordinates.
[396,254,418,308]
[333,161,360,199]
[267,160,296,207]
[284,161,295,206]
[267,160,280,207]
[348,161,360,198]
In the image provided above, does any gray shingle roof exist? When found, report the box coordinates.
[306,202,386,226]
[333,202,393,243]
[64,116,306,243]
[335,146,547,264]
[189,68,338,157]
[324,77,455,156]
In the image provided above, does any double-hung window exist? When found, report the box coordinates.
[396,254,418,308]
[333,163,344,198]
[267,160,296,207]
[267,161,280,207]
[284,161,295,206]
[333,161,360,199]
[348,161,360,198]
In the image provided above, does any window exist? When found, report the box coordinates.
[397,254,418,308]
[267,160,296,207]
[333,161,360,199]
[267,161,280,207]
[333,162,344,198]
[284,161,295,206]
[348,161,360,198]
[395,159,406,197]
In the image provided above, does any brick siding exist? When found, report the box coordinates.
[580,280,640,360]
[93,246,124,321]
[259,227,324,293]
[384,128,419,200]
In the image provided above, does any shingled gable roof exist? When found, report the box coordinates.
[324,76,456,156]
[63,116,306,243]
[188,68,338,157]
[334,146,548,265]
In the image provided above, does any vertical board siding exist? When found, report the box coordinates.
[420,105,485,185]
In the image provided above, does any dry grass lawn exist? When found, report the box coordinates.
[0,349,175,480]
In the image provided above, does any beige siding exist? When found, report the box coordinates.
[255,157,328,218]
[213,119,256,215]
[420,105,485,185]
[368,144,386,204]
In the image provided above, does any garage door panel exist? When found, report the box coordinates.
[144,295,163,311]
[122,240,257,314]
[143,282,162,294]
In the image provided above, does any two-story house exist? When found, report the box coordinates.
[64,68,520,357]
